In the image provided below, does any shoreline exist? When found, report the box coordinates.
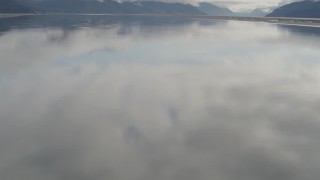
[0,13,320,27]
[0,13,39,18]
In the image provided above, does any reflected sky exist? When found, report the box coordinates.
[1,15,320,180]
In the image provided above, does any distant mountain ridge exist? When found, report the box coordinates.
[0,0,269,17]
[267,0,320,18]
[236,9,268,17]
[197,2,234,16]
[1,0,239,16]
[1,0,205,15]
[0,0,33,13]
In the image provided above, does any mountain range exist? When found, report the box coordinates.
[0,0,33,13]
[197,2,234,16]
[267,0,320,18]
[1,0,267,16]
[1,0,206,15]
[1,0,320,18]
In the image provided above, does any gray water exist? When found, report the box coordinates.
[1,15,320,180]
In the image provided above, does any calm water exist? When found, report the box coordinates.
[1,15,320,180]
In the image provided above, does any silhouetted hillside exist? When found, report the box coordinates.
[197,2,234,16]
[267,0,320,18]
[0,0,33,13]
[1,0,205,15]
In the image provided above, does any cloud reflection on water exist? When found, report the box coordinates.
[1,16,320,180]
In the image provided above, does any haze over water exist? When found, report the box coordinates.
[1,15,320,180]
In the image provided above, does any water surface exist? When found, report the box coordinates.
[1,15,320,180]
